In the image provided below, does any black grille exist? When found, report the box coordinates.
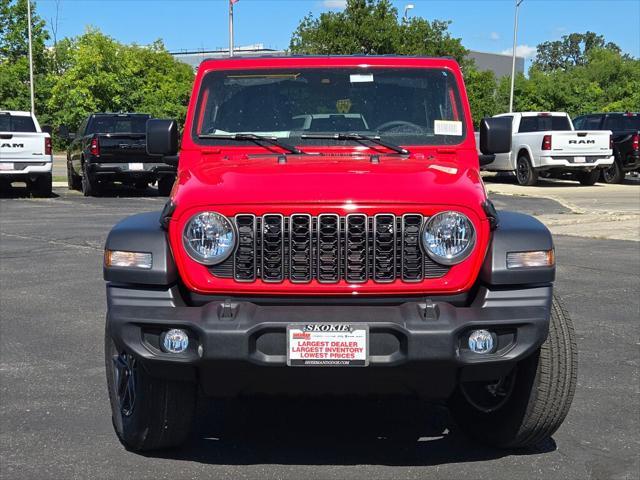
[211,214,449,283]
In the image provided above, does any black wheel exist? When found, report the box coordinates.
[515,155,538,186]
[81,161,100,196]
[449,295,578,449]
[157,175,175,196]
[67,162,81,190]
[105,325,196,451]
[31,173,52,197]
[601,160,624,184]
[577,169,599,186]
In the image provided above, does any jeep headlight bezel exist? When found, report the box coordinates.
[422,211,476,266]
[182,212,236,265]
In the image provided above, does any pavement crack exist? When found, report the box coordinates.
[0,232,103,252]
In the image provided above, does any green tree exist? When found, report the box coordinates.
[464,68,499,126]
[532,31,622,72]
[47,29,194,132]
[0,0,50,112]
[289,0,467,63]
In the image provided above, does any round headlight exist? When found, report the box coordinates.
[422,211,475,265]
[183,212,236,265]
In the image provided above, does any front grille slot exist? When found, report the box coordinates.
[289,214,312,283]
[261,214,284,282]
[215,213,449,283]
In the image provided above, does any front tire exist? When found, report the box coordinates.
[601,160,624,184]
[516,155,538,186]
[577,169,599,186]
[449,295,577,449]
[105,325,196,451]
[31,173,52,197]
[157,175,175,196]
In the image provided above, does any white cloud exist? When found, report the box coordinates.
[489,32,500,41]
[501,44,537,58]
[322,0,347,9]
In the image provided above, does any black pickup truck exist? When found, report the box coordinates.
[63,113,177,196]
[573,112,640,183]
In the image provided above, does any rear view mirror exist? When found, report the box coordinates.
[147,119,179,156]
[480,117,512,154]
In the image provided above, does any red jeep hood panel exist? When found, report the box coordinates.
[174,154,487,208]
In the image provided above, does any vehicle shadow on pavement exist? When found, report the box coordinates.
[0,185,59,199]
[91,184,166,198]
[144,397,556,466]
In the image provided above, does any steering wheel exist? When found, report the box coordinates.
[375,120,425,133]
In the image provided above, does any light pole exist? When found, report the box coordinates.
[26,0,35,114]
[403,4,415,21]
[509,0,524,113]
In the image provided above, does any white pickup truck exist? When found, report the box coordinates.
[0,110,53,196]
[480,112,614,185]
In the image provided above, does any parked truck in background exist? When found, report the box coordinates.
[0,110,53,197]
[573,112,640,184]
[102,56,577,452]
[63,113,177,196]
[481,112,613,186]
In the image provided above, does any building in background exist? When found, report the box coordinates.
[170,44,284,69]
[171,46,525,78]
[468,50,525,78]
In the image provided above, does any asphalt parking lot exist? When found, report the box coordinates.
[1,183,639,480]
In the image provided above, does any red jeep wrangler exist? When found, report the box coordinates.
[103,56,577,451]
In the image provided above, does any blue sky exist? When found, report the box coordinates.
[36,0,640,63]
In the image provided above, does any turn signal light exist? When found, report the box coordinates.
[541,135,552,151]
[506,250,554,269]
[90,137,100,156]
[104,250,152,269]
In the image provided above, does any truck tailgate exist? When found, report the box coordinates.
[0,132,47,161]
[550,130,611,154]
[96,134,152,162]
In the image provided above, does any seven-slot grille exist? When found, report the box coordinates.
[210,214,449,283]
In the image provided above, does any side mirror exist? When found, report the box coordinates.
[147,119,179,156]
[479,154,496,166]
[41,125,52,135]
[480,117,512,154]
[57,125,74,140]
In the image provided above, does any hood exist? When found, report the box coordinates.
[173,153,487,208]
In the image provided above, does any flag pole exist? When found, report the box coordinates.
[27,0,35,114]
[228,0,234,57]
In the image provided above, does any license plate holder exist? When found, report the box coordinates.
[574,156,586,163]
[128,162,144,171]
[287,323,369,367]
[0,163,14,171]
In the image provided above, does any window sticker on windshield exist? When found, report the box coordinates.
[336,99,352,113]
[350,74,374,83]
[434,120,463,136]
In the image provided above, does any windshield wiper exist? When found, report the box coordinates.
[300,133,410,155]
[198,133,306,155]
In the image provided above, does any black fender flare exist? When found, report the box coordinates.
[480,211,555,286]
[103,211,177,285]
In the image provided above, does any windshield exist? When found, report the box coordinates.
[193,68,466,147]
[0,114,37,133]
[87,115,149,135]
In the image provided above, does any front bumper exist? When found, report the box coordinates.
[106,284,552,399]
[537,154,614,169]
[87,161,175,181]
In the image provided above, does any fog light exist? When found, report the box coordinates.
[162,329,189,353]
[468,329,494,354]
